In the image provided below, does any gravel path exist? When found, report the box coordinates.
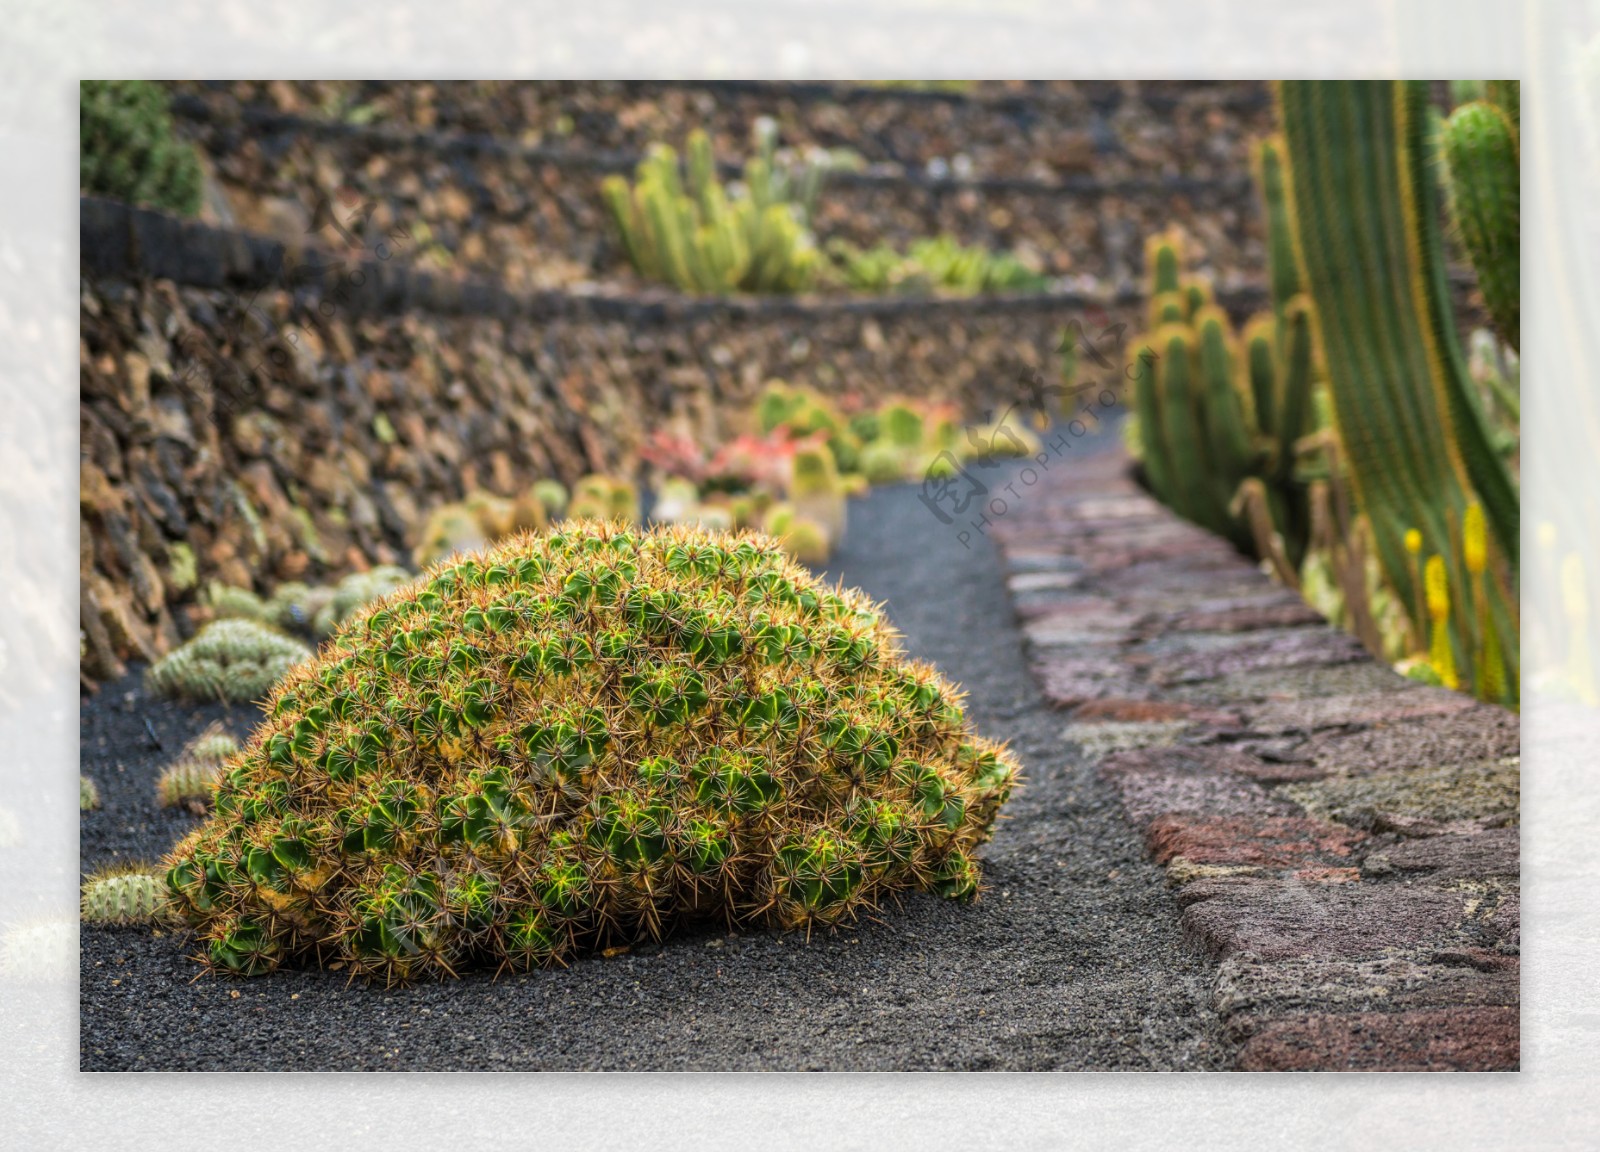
[79,438,1230,1071]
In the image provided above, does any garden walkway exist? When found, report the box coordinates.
[79,426,1518,1070]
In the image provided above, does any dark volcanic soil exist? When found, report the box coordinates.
[79,445,1230,1071]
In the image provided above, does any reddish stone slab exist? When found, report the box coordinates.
[1160,599,1328,634]
[1236,1007,1519,1071]
[1098,746,1295,828]
[1072,698,1242,726]
[1291,867,1362,885]
[1148,627,1370,686]
[1032,655,1147,709]
[1364,828,1520,882]
[1239,688,1478,734]
[1146,815,1365,868]
[1296,704,1521,778]
[1486,893,1520,950]
[1179,878,1468,961]
[1214,953,1521,1039]
[1022,600,1139,640]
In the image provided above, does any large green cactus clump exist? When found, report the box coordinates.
[602,122,826,294]
[80,80,203,216]
[1440,89,1520,352]
[162,522,1018,981]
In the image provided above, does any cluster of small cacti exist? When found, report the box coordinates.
[603,121,828,294]
[160,522,1018,981]
[144,619,313,703]
[157,721,240,809]
[826,235,1048,295]
[81,868,172,926]
[413,486,559,569]
[80,80,202,216]
[204,565,412,640]
[1130,203,1315,560]
[1440,82,1519,353]
[567,475,639,525]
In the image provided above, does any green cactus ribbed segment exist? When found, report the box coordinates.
[1276,79,1518,613]
[1255,137,1304,314]
[1130,341,1172,505]
[1195,309,1256,544]
[1244,318,1277,443]
[1441,100,1520,352]
[159,523,1018,982]
[1152,326,1210,528]
[1147,232,1181,295]
[1485,80,1519,140]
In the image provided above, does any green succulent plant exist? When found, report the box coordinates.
[157,721,240,809]
[80,776,100,811]
[144,619,312,703]
[82,869,171,925]
[161,522,1018,982]
[80,80,203,216]
[602,123,826,295]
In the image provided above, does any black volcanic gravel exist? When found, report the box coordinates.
[79,446,1230,1071]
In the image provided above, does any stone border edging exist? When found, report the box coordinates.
[991,446,1520,1071]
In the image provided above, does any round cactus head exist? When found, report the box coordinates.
[162,522,1018,982]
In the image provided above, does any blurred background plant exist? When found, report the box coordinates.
[602,119,829,294]
[1126,79,1519,708]
[80,80,202,216]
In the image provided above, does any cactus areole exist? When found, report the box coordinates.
[164,523,1019,981]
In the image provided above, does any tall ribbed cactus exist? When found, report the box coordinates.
[1254,137,1303,315]
[1440,97,1520,352]
[1276,80,1518,702]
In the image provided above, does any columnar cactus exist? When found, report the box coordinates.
[1440,97,1520,352]
[1276,80,1518,703]
[602,124,825,295]
[161,523,1019,982]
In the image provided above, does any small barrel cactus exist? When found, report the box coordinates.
[82,869,171,925]
[162,523,1018,982]
[144,619,312,703]
[157,721,240,809]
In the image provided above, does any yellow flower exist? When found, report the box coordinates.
[1404,528,1423,555]
[1425,555,1450,619]
[1463,502,1487,576]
